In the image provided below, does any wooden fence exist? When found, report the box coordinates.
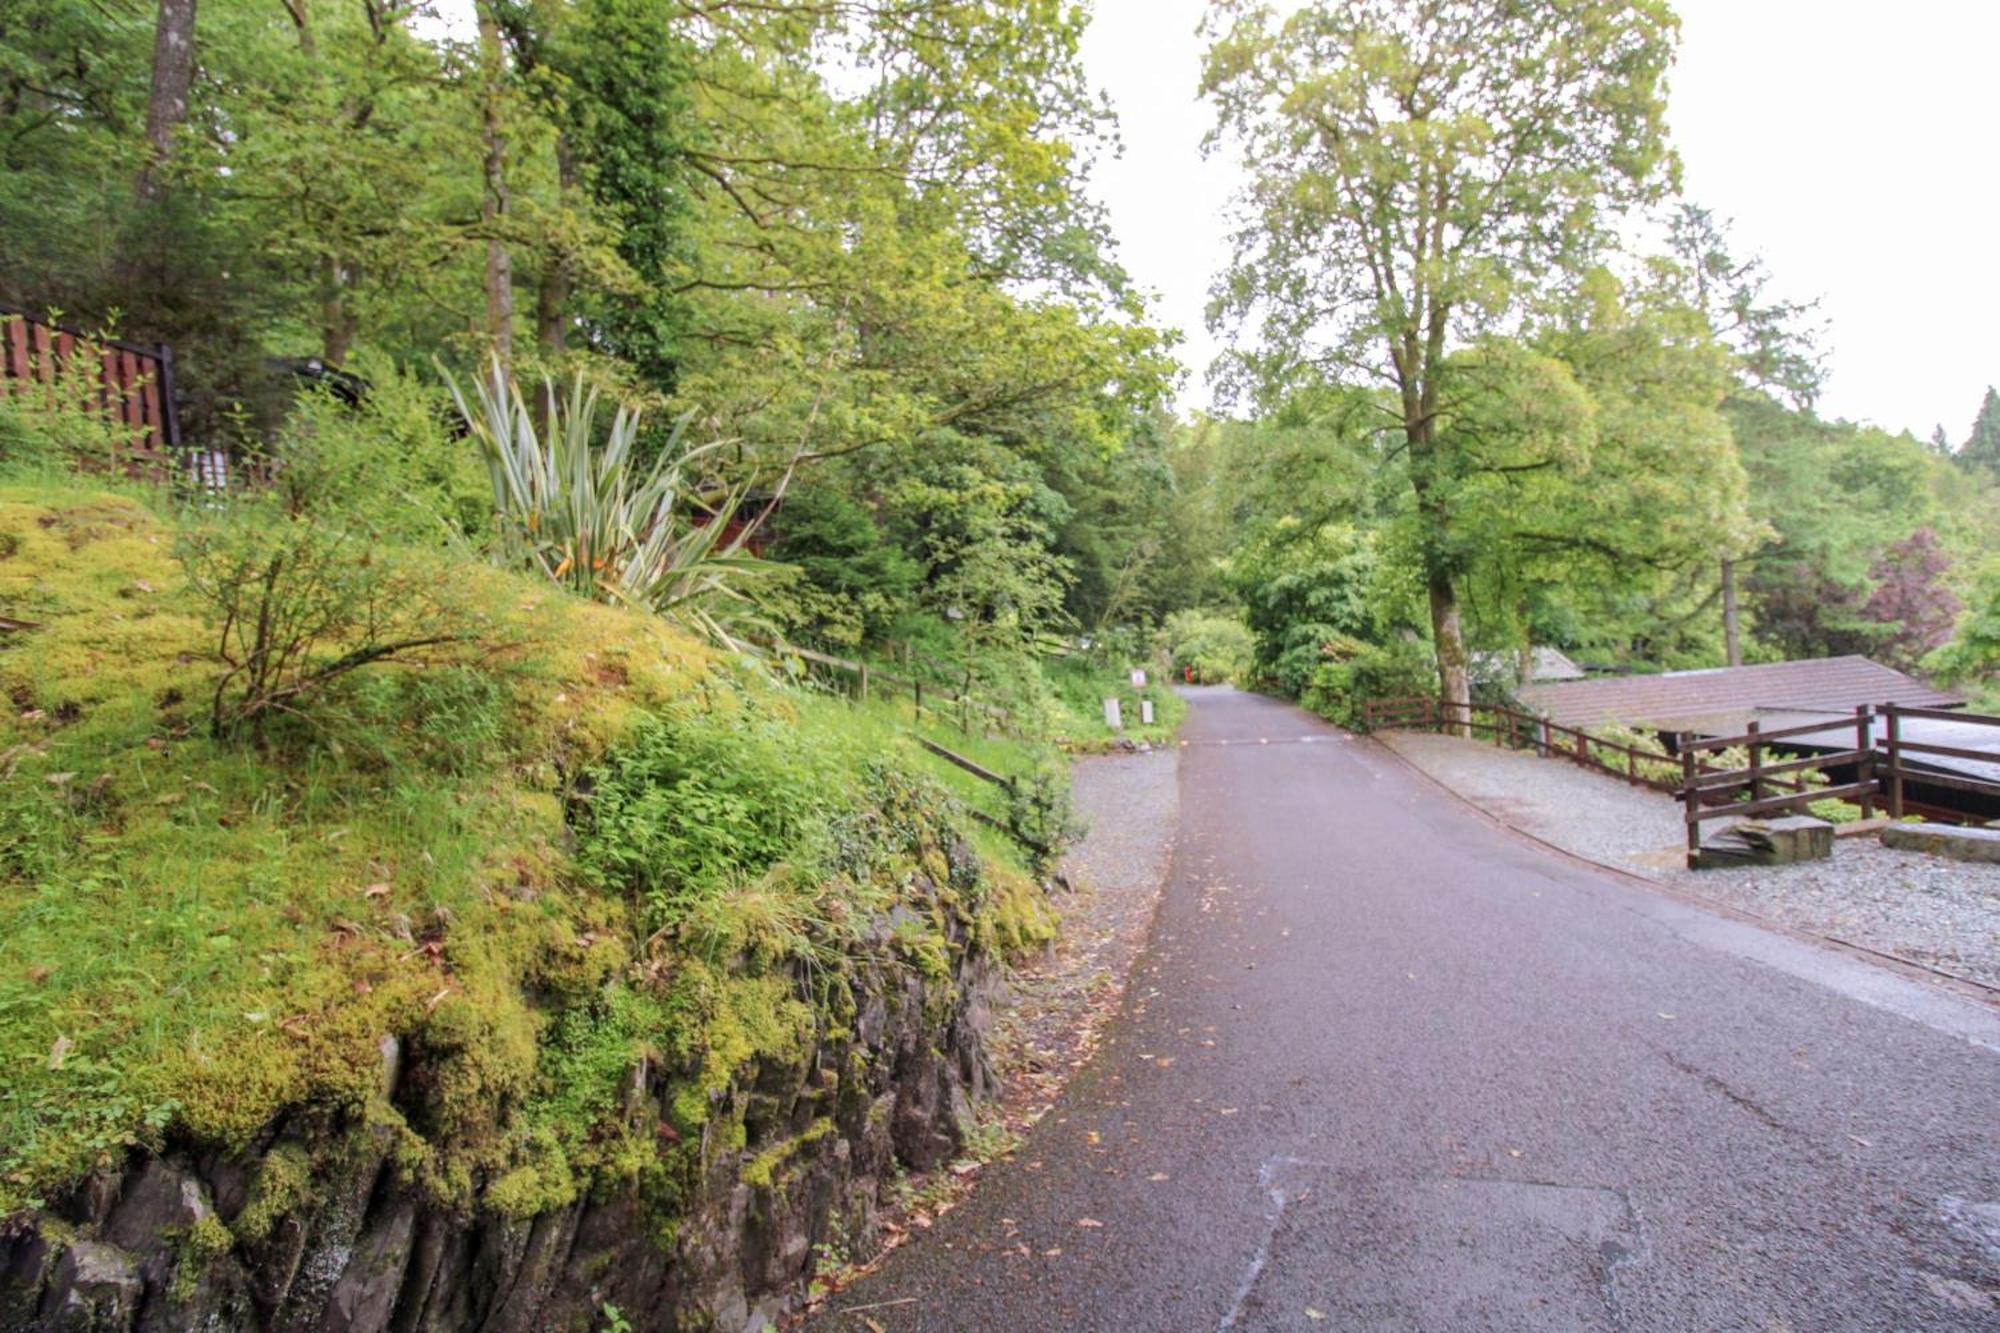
[772,640,1015,736]
[1363,696,2000,869]
[1362,696,1683,793]
[0,304,181,467]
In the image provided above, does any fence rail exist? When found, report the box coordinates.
[1362,695,2000,869]
[0,304,181,466]
[768,638,1016,736]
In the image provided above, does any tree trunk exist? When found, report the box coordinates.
[478,5,513,363]
[1407,409,1472,734]
[138,0,199,200]
[1721,559,1742,666]
[1428,571,1471,734]
[536,134,576,352]
[321,256,357,366]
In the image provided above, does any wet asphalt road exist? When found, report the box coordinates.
[814,688,2000,1331]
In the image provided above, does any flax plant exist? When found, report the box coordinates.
[449,358,765,647]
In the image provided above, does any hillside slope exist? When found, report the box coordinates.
[0,482,1051,1330]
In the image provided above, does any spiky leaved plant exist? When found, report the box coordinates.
[448,357,765,647]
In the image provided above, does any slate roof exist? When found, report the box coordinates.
[1516,655,1964,732]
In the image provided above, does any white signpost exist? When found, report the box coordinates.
[1140,699,1155,725]
[1103,697,1123,730]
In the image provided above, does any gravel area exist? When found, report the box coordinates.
[1663,840,2000,989]
[1377,729,2000,990]
[1377,729,1687,876]
[985,747,1180,1131]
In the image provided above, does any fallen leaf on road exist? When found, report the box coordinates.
[1043,1247,1062,1257]
[1075,1218,1103,1228]
[1148,1172,1169,1182]
[863,1319,886,1333]
[1657,1012,1677,1020]
[1306,1308,1327,1321]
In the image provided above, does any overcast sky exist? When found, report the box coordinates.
[1081,0,1999,440]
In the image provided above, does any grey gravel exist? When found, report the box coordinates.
[1377,729,1687,876]
[1664,838,2000,988]
[1063,747,1179,907]
[1378,728,2000,989]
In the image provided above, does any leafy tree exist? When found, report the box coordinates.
[1202,0,1679,716]
[1927,561,2000,696]
[1961,386,2000,471]
[764,485,920,649]
[1654,204,1825,409]
[1861,527,1960,669]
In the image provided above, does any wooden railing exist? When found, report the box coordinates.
[1361,696,1683,793]
[0,304,181,465]
[770,640,1015,735]
[1366,696,2000,869]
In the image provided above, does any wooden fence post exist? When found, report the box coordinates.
[1746,720,1763,802]
[857,662,869,703]
[1682,743,1701,870]
[1537,713,1551,759]
[1855,704,1876,820]
[1884,702,1903,819]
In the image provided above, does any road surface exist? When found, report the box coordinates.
[814,687,2000,1331]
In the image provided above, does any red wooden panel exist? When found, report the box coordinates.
[97,345,116,416]
[3,317,22,389]
[139,368,162,455]
[120,350,142,432]
[30,321,52,383]
[54,331,74,373]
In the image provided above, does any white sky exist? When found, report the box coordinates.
[1081,0,2000,439]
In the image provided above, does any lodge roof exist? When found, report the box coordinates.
[1515,655,1964,732]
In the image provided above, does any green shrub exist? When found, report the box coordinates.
[1302,638,1434,728]
[0,324,149,473]
[1158,609,1254,684]
[575,699,847,926]
[175,505,491,746]
[263,359,488,542]
[1004,761,1084,871]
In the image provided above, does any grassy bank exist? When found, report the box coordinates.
[0,478,1054,1218]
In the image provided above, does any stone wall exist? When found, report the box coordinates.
[0,867,1002,1333]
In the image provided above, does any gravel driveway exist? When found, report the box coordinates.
[1377,729,2000,989]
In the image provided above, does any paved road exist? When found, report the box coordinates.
[815,688,2000,1331]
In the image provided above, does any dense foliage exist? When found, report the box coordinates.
[0,0,1184,701]
[1181,0,2000,721]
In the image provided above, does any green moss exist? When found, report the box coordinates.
[236,1142,314,1242]
[977,868,1058,956]
[173,1214,234,1299]
[485,1128,580,1219]
[739,1117,835,1189]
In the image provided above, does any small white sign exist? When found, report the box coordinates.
[1130,668,1148,687]
[1103,697,1123,730]
[1140,699,1155,725]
